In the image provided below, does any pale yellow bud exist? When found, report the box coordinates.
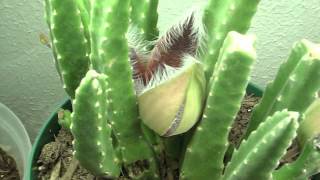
[138,57,206,136]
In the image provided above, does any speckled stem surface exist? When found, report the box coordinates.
[298,99,320,146]
[44,0,60,77]
[75,0,90,48]
[93,0,159,178]
[202,0,260,79]
[245,40,320,138]
[57,109,72,130]
[223,110,299,180]
[89,0,106,72]
[273,135,320,180]
[48,0,90,98]
[181,32,256,180]
[130,0,159,41]
[71,70,120,177]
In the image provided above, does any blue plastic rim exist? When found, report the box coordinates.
[26,83,263,180]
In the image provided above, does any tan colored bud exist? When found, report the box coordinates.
[138,57,206,136]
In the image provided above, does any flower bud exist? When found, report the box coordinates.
[138,57,206,136]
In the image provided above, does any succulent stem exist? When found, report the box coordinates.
[245,40,320,138]
[71,70,120,177]
[89,1,159,178]
[130,0,159,42]
[202,0,260,78]
[273,135,320,180]
[223,110,299,180]
[57,109,72,130]
[181,31,256,180]
[298,99,320,146]
[48,0,90,98]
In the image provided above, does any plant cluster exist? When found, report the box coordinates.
[45,0,320,179]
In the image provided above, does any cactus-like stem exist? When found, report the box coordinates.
[222,110,299,180]
[130,0,159,42]
[298,99,320,146]
[57,109,72,130]
[71,70,120,177]
[44,0,61,78]
[75,0,90,47]
[44,0,52,31]
[78,0,90,13]
[91,1,159,177]
[271,52,320,115]
[48,0,90,98]
[273,135,320,180]
[202,0,260,78]
[180,32,256,180]
[89,0,107,72]
[245,40,320,138]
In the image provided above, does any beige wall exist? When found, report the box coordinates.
[0,0,319,141]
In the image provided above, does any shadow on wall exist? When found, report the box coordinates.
[0,0,67,141]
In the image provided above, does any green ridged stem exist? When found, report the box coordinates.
[75,0,90,47]
[202,0,260,78]
[44,0,51,30]
[130,0,159,42]
[71,70,120,177]
[245,40,320,138]
[79,0,90,13]
[57,109,72,130]
[270,49,320,115]
[89,0,107,72]
[96,1,159,178]
[181,32,256,180]
[273,135,320,180]
[49,0,90,98]
[222,110,299,180]
[298,99,320,146]
[245,40,309,137]
[44,0,61,78]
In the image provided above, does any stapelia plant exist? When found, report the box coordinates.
[298,99,320,146]
[45,0,320,179]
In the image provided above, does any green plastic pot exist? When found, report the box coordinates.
[26,84,263,180]
[26,100,71,180]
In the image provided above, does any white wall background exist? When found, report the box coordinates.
[0,0,320,141]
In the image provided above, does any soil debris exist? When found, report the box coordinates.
[229,94,260,147]
[37,94,300,179]
[0,147,20,180]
